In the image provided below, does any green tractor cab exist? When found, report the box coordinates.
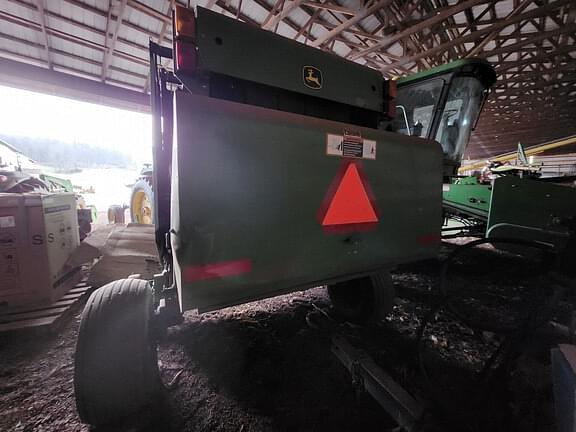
[392,60,575,257]
[393,58,497,177]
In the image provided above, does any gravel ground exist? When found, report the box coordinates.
[0,243,570,432]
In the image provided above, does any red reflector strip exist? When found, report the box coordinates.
[417,234,441,245]
[183,259,252,282]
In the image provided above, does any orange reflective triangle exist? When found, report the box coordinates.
[322,163,378,226]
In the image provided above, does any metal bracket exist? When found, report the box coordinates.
[152,272,183,330]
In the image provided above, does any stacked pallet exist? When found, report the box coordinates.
[0,278,92,334]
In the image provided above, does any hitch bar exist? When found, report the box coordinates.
[332,335,424,431]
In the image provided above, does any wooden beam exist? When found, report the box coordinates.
[476,117,576,129]
[0,8,148,67]
[272,0,286,32]
[464,7,477,33]
[474,131,576,143]
[484,108,576,118]
[472,130,576,143]
[0,56,149,112]
[302,1,356,15]
[348,0,492,60]
[294,8,319,41]
[378,0,573,73]
[262,0,305,31]
[482,24,576,58]
[385,1,431,69]
[474,125,576,136]
[60,0,167,43]
[341,23,393,68]
[466,0,533,58]
[319,22,383,40]
[493,31,555,42]
[127,0,170,22]
[478,124,576,133]
[475,121,576,131]
[291,0,388,61]
[492,82,576,96]
[486,92,576,102]
[33,0,52,69]
[8,0,151,54]
[236,0,243,19]
[0,28,146,81]
[485,103,576,113]
[103,0,113,66]
[494,74,576,87]
[143,0,174,92]
[256,0,382,59]
[261,0,285,29]
[481,115,576,124]
[310,0,394,48]
[101,0,128,81]
[497,46,576,72]
[248,0,328,48]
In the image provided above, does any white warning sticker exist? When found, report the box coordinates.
[0,216,15,229]
[326,134,376,160]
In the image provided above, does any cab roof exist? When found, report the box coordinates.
[397,58,497,88]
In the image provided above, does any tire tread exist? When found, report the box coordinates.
[74,278,158,427]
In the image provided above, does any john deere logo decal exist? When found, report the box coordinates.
[303,66,322,89]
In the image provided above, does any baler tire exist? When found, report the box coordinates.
[74,279,161,427]
[328,272,395,324]
[370,271,396,321]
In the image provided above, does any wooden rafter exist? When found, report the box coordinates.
[466,0,533,58]
[379,0,572,72]
[142,0,174,92]
[310,0,394,48]
[262,0,305,31]
[347,0,493,61]
[0,8,148,66]
[33,0,53,69]
[302,1,356,16]
[101,0,128,81]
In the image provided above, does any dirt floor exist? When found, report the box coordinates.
[0,288,393,432]
[0,242,572,432]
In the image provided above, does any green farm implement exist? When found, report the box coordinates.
[71,5,576,428]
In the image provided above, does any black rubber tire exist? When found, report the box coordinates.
[328,272,395,324]
[130,178,155,224]
[74,279,160,427]
[78,220,91,242]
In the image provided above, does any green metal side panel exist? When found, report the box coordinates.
[195,7,384,112]
[172,92,443,312]
[442,176,491,219]
[487,176,576,248]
